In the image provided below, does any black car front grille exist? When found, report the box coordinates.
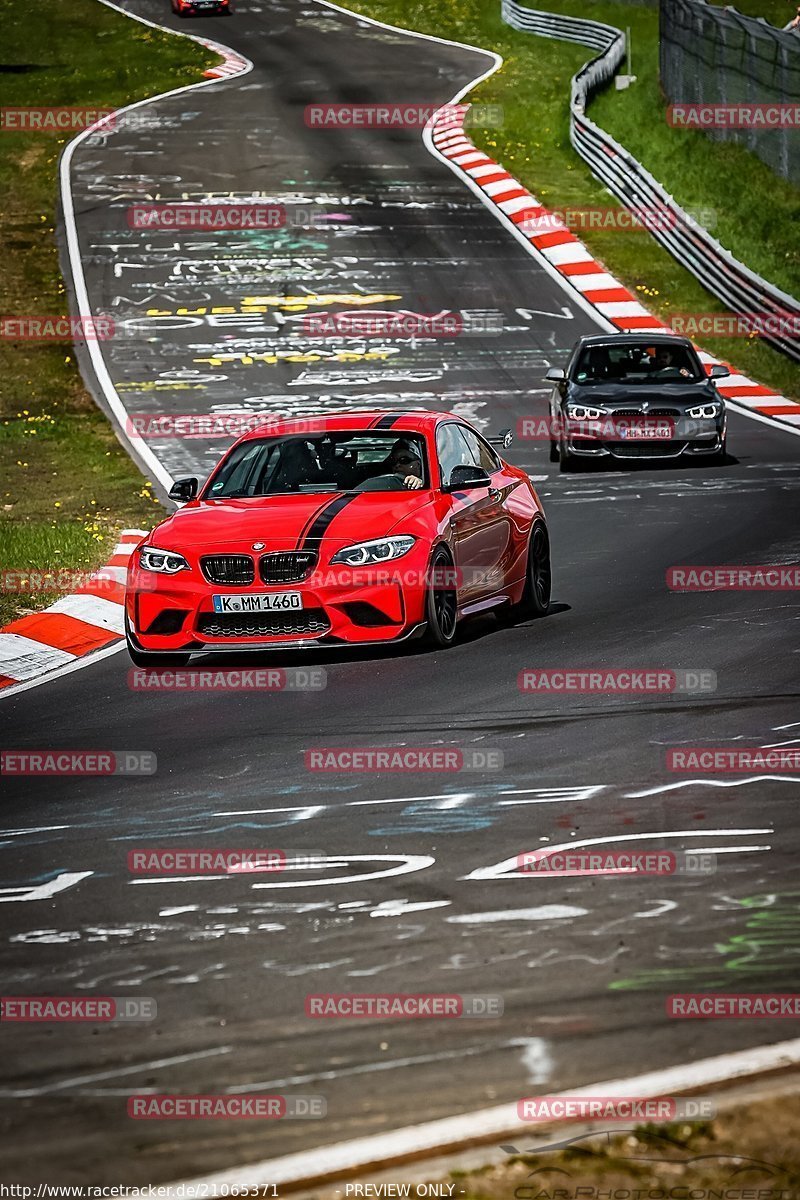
[196,610,330,639]
[200,555,255,585]
[606,408,681,418]
[258,551,317,584]
[607,441,687,458]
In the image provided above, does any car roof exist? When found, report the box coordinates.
[573,332,694,349]
[236,409,456,442]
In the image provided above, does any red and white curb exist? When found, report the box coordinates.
[428,105,800,430]
[199,39,250,78]
[0,530,144,695]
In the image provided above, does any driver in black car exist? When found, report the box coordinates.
[651,345,693,379]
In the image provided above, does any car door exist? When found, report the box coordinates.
[435,422,508,604]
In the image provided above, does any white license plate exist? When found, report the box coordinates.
[212,592,302,613]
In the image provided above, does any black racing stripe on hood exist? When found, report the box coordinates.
[295,495,341,549]
[298,492,361,549]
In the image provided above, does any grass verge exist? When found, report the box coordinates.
[337,0,799,401]
[0,0,216,627]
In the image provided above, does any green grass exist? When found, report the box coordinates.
[712,0,793,25]
[337,0,800,401]
[0,0,216,626]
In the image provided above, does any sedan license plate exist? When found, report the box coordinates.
[614,418,674,441]
[212,592,302,613]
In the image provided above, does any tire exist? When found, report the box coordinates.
[512,522,551,619]
[548,439,559,463]
[125,614,191,668]
[424,546,458,649]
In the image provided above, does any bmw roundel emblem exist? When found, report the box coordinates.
[252,542,266,550]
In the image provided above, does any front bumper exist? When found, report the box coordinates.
[126,556,431,654]
[564,413,725,460]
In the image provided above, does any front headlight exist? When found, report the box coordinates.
[331,536,416,567]
[566,403,606,421]
[686,402,722,419]
[139,546,190,575]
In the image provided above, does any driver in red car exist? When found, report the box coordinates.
[384,439,424,490]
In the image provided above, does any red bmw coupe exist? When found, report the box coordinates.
[124,411,551,665]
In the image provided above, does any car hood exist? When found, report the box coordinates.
[568,381,719,408]
[148,491,434,552]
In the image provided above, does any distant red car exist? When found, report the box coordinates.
[124,410,551,665]
[171,0,232,15]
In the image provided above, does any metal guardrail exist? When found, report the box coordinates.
[501,0,800,362]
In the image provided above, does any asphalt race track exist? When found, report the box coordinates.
[1,0,799,1184]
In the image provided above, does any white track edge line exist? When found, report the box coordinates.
[172,1037,800,1189]
[60,0,254,495]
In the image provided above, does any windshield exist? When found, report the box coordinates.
[205,432,429,498]
[574,342,703,385]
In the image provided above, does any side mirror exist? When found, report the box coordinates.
[168,477,198,502]
[545,367,566,383]
[488,427,513,449]
[709,364,730,380]
[445,465,491,492]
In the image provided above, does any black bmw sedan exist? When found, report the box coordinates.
[545,333,729,470]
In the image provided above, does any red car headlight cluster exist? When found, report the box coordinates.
[139,546,190,575]
[330,536,416,567]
